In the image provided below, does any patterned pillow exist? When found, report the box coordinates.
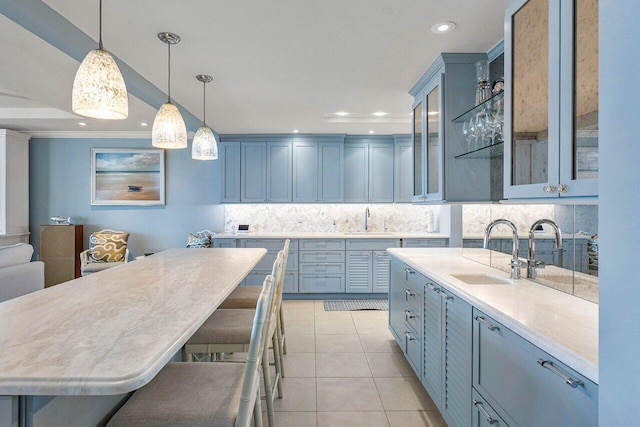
[186,233,212,248]
[89,231,130,262]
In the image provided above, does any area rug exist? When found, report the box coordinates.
[323,299,389,311]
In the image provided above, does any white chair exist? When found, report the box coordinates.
[80,229,130,276]
[107,275,274,427]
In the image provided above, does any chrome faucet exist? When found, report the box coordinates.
[364,207,371,231]
[484,219,525,279]
[527,219,562,279]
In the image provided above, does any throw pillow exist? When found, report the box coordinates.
[89,231,130,262]
[186,234,212,248]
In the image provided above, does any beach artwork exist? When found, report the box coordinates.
[91,148,165,206]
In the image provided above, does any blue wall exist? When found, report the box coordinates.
[29,138,225,258]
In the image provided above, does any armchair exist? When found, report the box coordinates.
[80,229,130,276]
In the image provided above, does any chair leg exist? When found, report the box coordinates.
[275,322,286,379]
[279,307,287,354]
[253,388,263,427]
[271,334,283,398]
[184,351,193,362]
[262,348,275,427]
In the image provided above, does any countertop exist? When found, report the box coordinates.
[0,248,266,395]
[387,248,599,383]
[214,231,450,239]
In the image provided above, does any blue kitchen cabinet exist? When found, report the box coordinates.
[219,142,241,203]
[472,389,510,427]
[372,251,390,293]
[422,279,443,405]
[344,138,394,203]
[472,308,598,427]
[293,140,344,203]
[297,239,346,293]
[346,239,400,293]
[266,141,292,202]
[346,251,371,293]
[402,238,449,248]
[241,142,267,202]
[394,135,413,203]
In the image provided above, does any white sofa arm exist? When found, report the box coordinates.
[0,261,45,302]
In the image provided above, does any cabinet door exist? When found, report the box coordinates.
[389,260,408,341]
[369,143,394,202]
[346,251,372,293]
[412,101,425,201]
[266,141,292,202]
[293,142,318,202]
[472,389,510,427]
[344,143,368,202]
[504,0,560,199]
[424,81,444,201]
[441,289,473,427]
[394,140,413,202]
[319,142,343,202]
[241,142,267,202]
[422,280,442,403]
[219,142,241,203]
[372,251,390,293]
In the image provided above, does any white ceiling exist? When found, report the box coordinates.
[3,0,508,135]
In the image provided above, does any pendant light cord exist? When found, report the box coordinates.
[98,0,104,50]
[167,42,171,103]
[203,81,207,125]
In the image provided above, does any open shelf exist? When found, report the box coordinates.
[454,141,504,159]
[452,90,504,123]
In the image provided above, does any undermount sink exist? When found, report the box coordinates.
[451,274,511,285]
[344,232,394,236]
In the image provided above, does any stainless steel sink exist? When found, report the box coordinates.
[451,274,511,285]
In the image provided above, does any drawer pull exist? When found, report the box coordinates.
[404,331,416,341]
[404,268,415,281]
[438,289,453,301]
[405,310,416,320]
[537,359,584,388]
[426,283,440,293]
[404,289,415,298]
[474,315,500,332]
[473,400,498,425]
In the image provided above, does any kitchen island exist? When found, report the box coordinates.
[0,248,266,426]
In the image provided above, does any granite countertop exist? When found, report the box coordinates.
[214,231,450,239]
[0,248,266,395]
[387,247,599,384]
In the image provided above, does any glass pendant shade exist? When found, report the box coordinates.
[72,49,128,119]
[192,125,218,160]
[152,102,187,149]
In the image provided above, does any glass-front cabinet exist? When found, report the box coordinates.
[504,0,598,199]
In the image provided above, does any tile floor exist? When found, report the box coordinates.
[263,299,447,427]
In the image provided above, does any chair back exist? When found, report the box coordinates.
[273,239,290,319]
[266,252,285,339]
[236,274,274,427]
[89,229,130,263]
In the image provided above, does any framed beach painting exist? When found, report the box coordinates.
[91,148,165,206]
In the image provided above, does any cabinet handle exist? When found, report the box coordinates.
[558,184,568,193]
[404,268,415,281]
[438,289,453,300]
[405,310,415,320]
[404,331,416,341]
[473,400,498,425]
[543,185,557,194]
[474,315,500,332]
[404,288,415,298]
[426,283,440,293]
[537,359,584,389]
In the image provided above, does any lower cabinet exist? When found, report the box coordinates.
[346,239,400,293]
[472,389,509,427]
[472,309,598,427]
[402,238,449,248]
[298,239,346,293]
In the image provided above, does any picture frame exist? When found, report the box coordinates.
[91,148,165,206]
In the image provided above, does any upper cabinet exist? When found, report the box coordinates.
[410,53,492,203]
[504,0,598,199]
[240,141,292,203]
[219,141,241,203]
[344,136,394,203]
[293,138,344,203]
[394,135,413,203]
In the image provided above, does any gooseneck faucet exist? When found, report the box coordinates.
[527,219,562,279]
[364,207,371,231]
[484,219,525,279]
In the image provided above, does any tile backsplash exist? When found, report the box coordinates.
[224,204,448,234]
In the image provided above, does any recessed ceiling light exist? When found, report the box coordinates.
[369,130,375,134]
[431,21,456,34]
[78,122,87,126]
[293,130,299,133]
[140,122,148,127]
[427,111,439,116]
[372,112,387,117]
[335,111,350,116]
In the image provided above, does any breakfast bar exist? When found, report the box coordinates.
[0,248,266,426]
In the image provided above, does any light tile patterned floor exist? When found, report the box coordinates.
[263,300,447,427]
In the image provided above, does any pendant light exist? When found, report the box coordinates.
[192,75,218,160]
[152,32,187,149]
[72,0,128,119]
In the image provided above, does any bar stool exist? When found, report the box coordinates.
[107,275,274,427]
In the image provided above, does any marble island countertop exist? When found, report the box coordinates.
[387,247,599,383]
[0,248,266,395]
[214,231,450,239]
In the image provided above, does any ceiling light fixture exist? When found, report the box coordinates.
[293,130,299,133]
[191,74,218,160]
[335,111,350,116]
[140,122,148,127]
[78,122,87,126]
[431,21,456,34]
[427,111,439,116]
[369,130,375,134]
[372,112,387,117]
[72,0,128,120]
[152,32,187,149]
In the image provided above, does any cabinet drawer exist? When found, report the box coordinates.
[404,328,422,378]
[402,238,448,248]
[298,251,345,263]
[213,239,236,248]
[345,239,401,251]
[299,263,344,275]
[299,239,345,251]
[403,306,422,336]
[239,239,298,251]
[243,271,298,293]
[472,388,509,427]
[298,275,345,293]
[254,250,298,271]
[473,309,598,427]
